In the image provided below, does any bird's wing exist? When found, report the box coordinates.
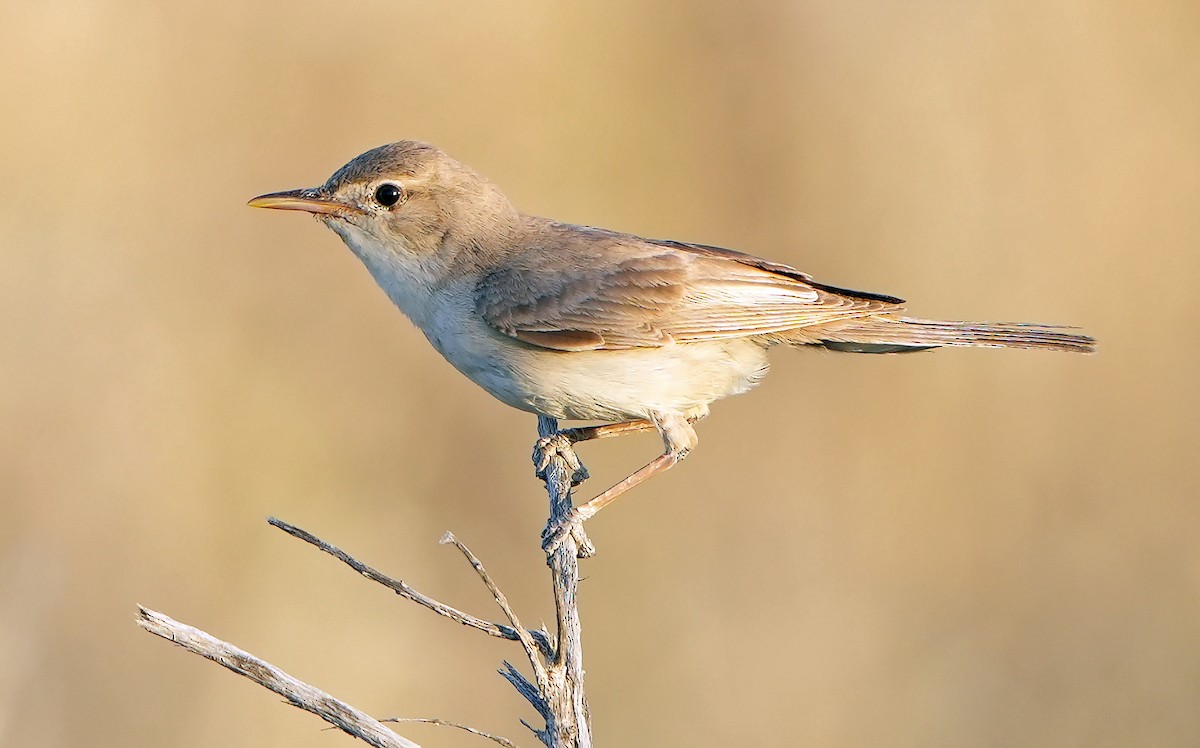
[474,224,904,352]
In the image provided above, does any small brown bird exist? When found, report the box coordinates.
[249,141,1093,548]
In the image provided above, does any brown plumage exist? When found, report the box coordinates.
[249,140,1095,550]
[475,219,1093,355]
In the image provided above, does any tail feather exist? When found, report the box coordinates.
[812,316,1095,354]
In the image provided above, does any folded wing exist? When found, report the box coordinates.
[474,223,903,352]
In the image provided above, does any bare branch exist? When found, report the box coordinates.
[268,517,553,657]
[499,660,552,722]
[142,415,600,748]
[535,416,593,748]
[380,717,520,748]
[441,532,550,691]
[136,606,419,748]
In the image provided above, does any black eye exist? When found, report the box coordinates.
[374,183,404,207]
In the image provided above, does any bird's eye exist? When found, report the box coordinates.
[373,183,405,208]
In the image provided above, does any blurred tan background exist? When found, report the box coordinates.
[1,1,1197,746]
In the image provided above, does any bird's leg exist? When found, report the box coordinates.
[542,414,697,553]
[534,419,658,557]
[561,419,657,444]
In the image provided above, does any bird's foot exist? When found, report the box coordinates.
[533,432,589,486]
[541,509,595,557]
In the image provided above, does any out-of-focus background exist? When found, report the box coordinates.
[1,1,1197,746]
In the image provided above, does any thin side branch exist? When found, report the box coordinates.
[269,517,553,658]
[441,532,550,692]
[142,417,599,748]
[137,606,420,748]
[380,718,519,748]
[499,659,549,719]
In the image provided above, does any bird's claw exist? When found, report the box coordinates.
[542,510,590,555]
[533,433,589,486]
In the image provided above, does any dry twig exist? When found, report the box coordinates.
[379,718,519,748]
[136,607,420,748]
[269,517,554,658]
[138,418,595,747]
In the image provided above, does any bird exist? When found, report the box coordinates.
[248,140,1094,550]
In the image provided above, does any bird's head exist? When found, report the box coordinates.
[249,141,519,271]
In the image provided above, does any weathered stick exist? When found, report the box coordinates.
[379,717,519,748]
[136,607,421,748]
[269,517,554,658]
[533,415,592,747]
[138,420,596,748]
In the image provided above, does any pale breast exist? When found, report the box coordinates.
[335,223,772,421]
[427,291,771,421]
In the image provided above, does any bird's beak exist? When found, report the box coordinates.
[247,188,361,216]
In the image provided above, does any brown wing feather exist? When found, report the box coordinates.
[474,221,904,352]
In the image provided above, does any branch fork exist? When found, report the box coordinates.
[138,417,595,748]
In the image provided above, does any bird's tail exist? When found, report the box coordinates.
[805,315,1095,354]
